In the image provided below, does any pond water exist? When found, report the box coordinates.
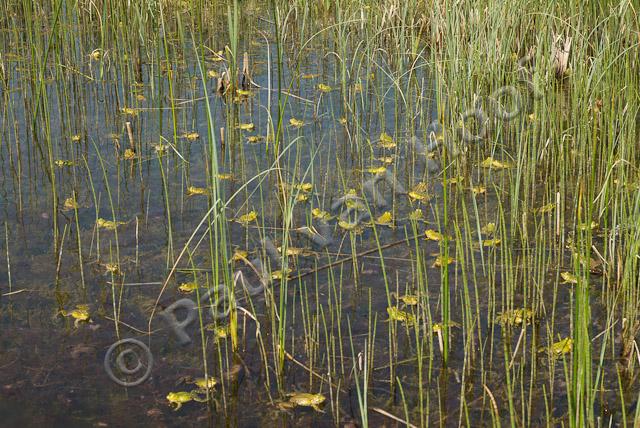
[0,2,638,427]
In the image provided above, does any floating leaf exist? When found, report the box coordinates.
[216,173,233,180]
[301,73,319,79]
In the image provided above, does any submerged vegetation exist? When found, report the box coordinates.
[0,0,639,426]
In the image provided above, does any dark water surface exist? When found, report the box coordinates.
[0,4,632,427]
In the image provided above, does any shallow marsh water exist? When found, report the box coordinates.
[1,1,639,427]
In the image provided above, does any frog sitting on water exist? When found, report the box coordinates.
[191,376,218,393]
[59,304,91,328]
[277,392,326,412]
[386,306,415,325]
[166,391,207,411]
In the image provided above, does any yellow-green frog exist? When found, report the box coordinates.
[283,392,326,412]
[386,306,415,325]
[166,391,207,411]
[192,377,218,392]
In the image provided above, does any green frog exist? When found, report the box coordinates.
[59,304,91,328]
[391,292,419,306]
[192,377,218,392]
[281,392,326,412]
[387,306,415,325]
[545,337,573,358]
[166,391,207,411]
[495,308,535,327]
[178,282,199,293]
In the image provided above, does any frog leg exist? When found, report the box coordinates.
[312,404,325,413]
[276,401,295,412]
[172,402,182,411]
[190,390,208,403]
